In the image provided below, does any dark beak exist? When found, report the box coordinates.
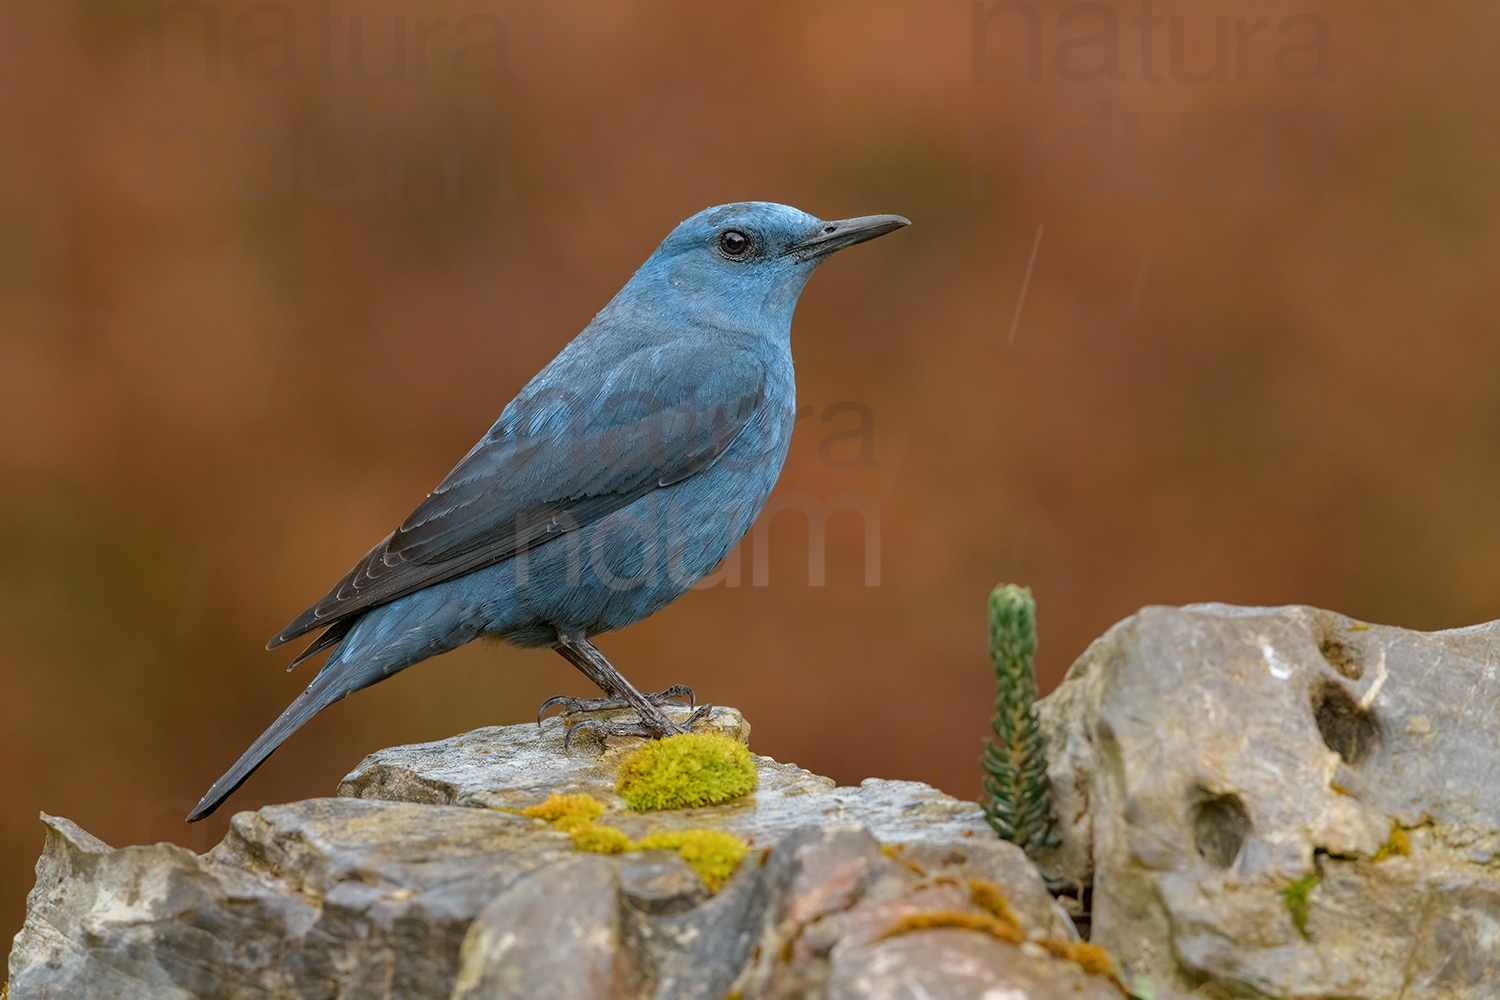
[785,214,910,263]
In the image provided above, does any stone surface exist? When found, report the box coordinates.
[614,850,708,915]
[338,706,755,811]
[724,824,1106,1000]
[828,931,1120,1000]
[9,707,1086,1000]
[10,800,572,1000]
[452,854,641,1000]
[338,706,1013,855]
[1037,603,1500,999]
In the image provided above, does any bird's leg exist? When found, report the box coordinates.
[543,633,710,744]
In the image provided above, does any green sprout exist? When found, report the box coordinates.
[980,584,1059,858]
[1283,873,1320,938]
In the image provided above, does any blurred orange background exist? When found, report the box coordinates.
[4,0,1498,941]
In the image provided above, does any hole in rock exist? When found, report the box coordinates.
[1191,791,1251,870]
[1317,638,1363,680]
[1313,681,1379,765]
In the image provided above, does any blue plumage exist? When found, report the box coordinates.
[189,202,907,821]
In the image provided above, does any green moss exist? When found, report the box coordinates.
[615,733,757,812]
[571,822,633,854]
[520,792,605,831]
[633,829,750,891]
[1283,873,1320,938]
[1374,823,1410,861]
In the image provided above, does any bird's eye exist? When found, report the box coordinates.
[718,230,750,257]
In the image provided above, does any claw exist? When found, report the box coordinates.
[563,718,613,750]
[656,684,696,710]
[537,694,573,726]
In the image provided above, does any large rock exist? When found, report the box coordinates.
[1037,603,1500,999]
[8,706,1093,999]
[12,800,572,1000]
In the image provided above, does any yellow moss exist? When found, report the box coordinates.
[878,910,1026,945]
[1374,823,1410,861]
[518,792,748,892]
[967,878,1021,929]
[520,792,605,831]
[879,843,927,876]
[1040,940,1120,982]
[615,733,757,811]
[570,822,633,855]
[633,829,749,892]
[880,902,1122,991]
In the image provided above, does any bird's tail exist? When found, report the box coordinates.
[186,653,386,823]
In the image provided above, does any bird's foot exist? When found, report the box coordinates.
[561,703,713,748]
[537,684,710,748]
[537,684,697,725]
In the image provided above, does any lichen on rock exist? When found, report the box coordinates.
[879,909,1027,944]
[1372,822,1410,861]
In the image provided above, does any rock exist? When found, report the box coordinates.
[337,706,755,811]
[9,799,573,1000]
[338,706,998,851]
[8,707,1086,1000]
[688,823,1102,1000]
[827,931,1120,1000]
[452,854,641,1000]
[1037,603,1500,999]
[614,850,708,915]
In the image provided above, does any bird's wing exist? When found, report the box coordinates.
[269,339,768,649]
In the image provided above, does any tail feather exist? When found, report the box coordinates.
[287,619,356,671]
[187,658,380,823]
[191,582,483,822]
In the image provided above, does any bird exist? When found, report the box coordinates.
[187,202,908,822]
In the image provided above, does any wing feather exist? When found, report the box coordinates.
[269,339,766,649]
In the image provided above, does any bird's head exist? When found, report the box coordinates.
[621,202,909,334]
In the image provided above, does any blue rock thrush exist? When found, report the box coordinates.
[188,202,907,821]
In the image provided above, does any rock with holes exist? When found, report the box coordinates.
[1037,603,1500,999]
